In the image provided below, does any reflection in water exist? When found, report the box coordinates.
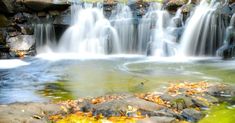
[0,55,235,104]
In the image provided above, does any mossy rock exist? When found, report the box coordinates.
[0,14,9,27]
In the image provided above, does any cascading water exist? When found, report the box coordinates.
[57,2,121,55]
[179,0,229,56]
[34,22,56,53]
[111,4,136,53]
[138,3,179,56]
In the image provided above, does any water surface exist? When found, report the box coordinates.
[0,54,234,104]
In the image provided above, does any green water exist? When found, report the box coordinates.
[37,57,235,100]
[199,104,235,123]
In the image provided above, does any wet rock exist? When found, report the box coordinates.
[53,8,71,25]
[207,84,235,97]
[79,100,94,112]
[161,94,194,110]
[0,0,14,14]
[139,108,183,119]
[192,94,219,108]
[7,35,35,51]
[0,14,9,27]
[192,97,209,108]
[0,31,6,45]
[13,13,30,24]
[137,116,177,123]
[181,108,205,122]
[164,0,186,12]
[17,24,33,35]
[93,97,164,117]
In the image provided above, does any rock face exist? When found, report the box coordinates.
[0,14,9,27]
[22,0,70,11]
[0,0,14,14]
[7,35,35,51]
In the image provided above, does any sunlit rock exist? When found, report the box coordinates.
[7,35,35,51]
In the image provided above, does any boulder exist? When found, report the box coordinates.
[93,97,165,117]
[22,0,70,11]
[181,108,205,122]
[7,35,35,51]
[0,0,14,14]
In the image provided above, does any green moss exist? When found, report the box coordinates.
[38,81,75,101]
[199,104,235,123]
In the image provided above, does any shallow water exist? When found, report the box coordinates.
[0,54,235,104]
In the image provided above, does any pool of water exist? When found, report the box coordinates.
[0,53,235,104]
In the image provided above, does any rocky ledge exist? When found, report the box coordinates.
[1,82,235,123]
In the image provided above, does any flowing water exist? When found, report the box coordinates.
[0,55,235,104]
[179,0,229,56]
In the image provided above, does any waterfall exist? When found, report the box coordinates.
[179,0,229,56]
[57,2,121,55]
[217,13,235,58]
[111,4,136,53]
[34,23,56,53]
[138,3,179,56]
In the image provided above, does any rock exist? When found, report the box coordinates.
[7,35,35,51]
[137,116,177,123]
[0,102,62,123]
[93,97,164,117]
[139,108,183,119]
[164,0,186,12]
[22,0,70,11]
[13,13,28,24]
[192,94,219,108]
[192,97,210,108]
[0,14,9,27]
[79,100,94,112]
[181,108,205,122]
[161,94,194,110]
[0,31,6,45]
[16,24,33,35]
[207,84,235,97]
[0,0,14,14]
[37,12,47,17]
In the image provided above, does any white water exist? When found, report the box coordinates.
[138,3,179,56]
[34,23,56,53]
[179,0,228,56]
[57,3,121,55]
[111,4,136,53]
[34,0,232,57]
